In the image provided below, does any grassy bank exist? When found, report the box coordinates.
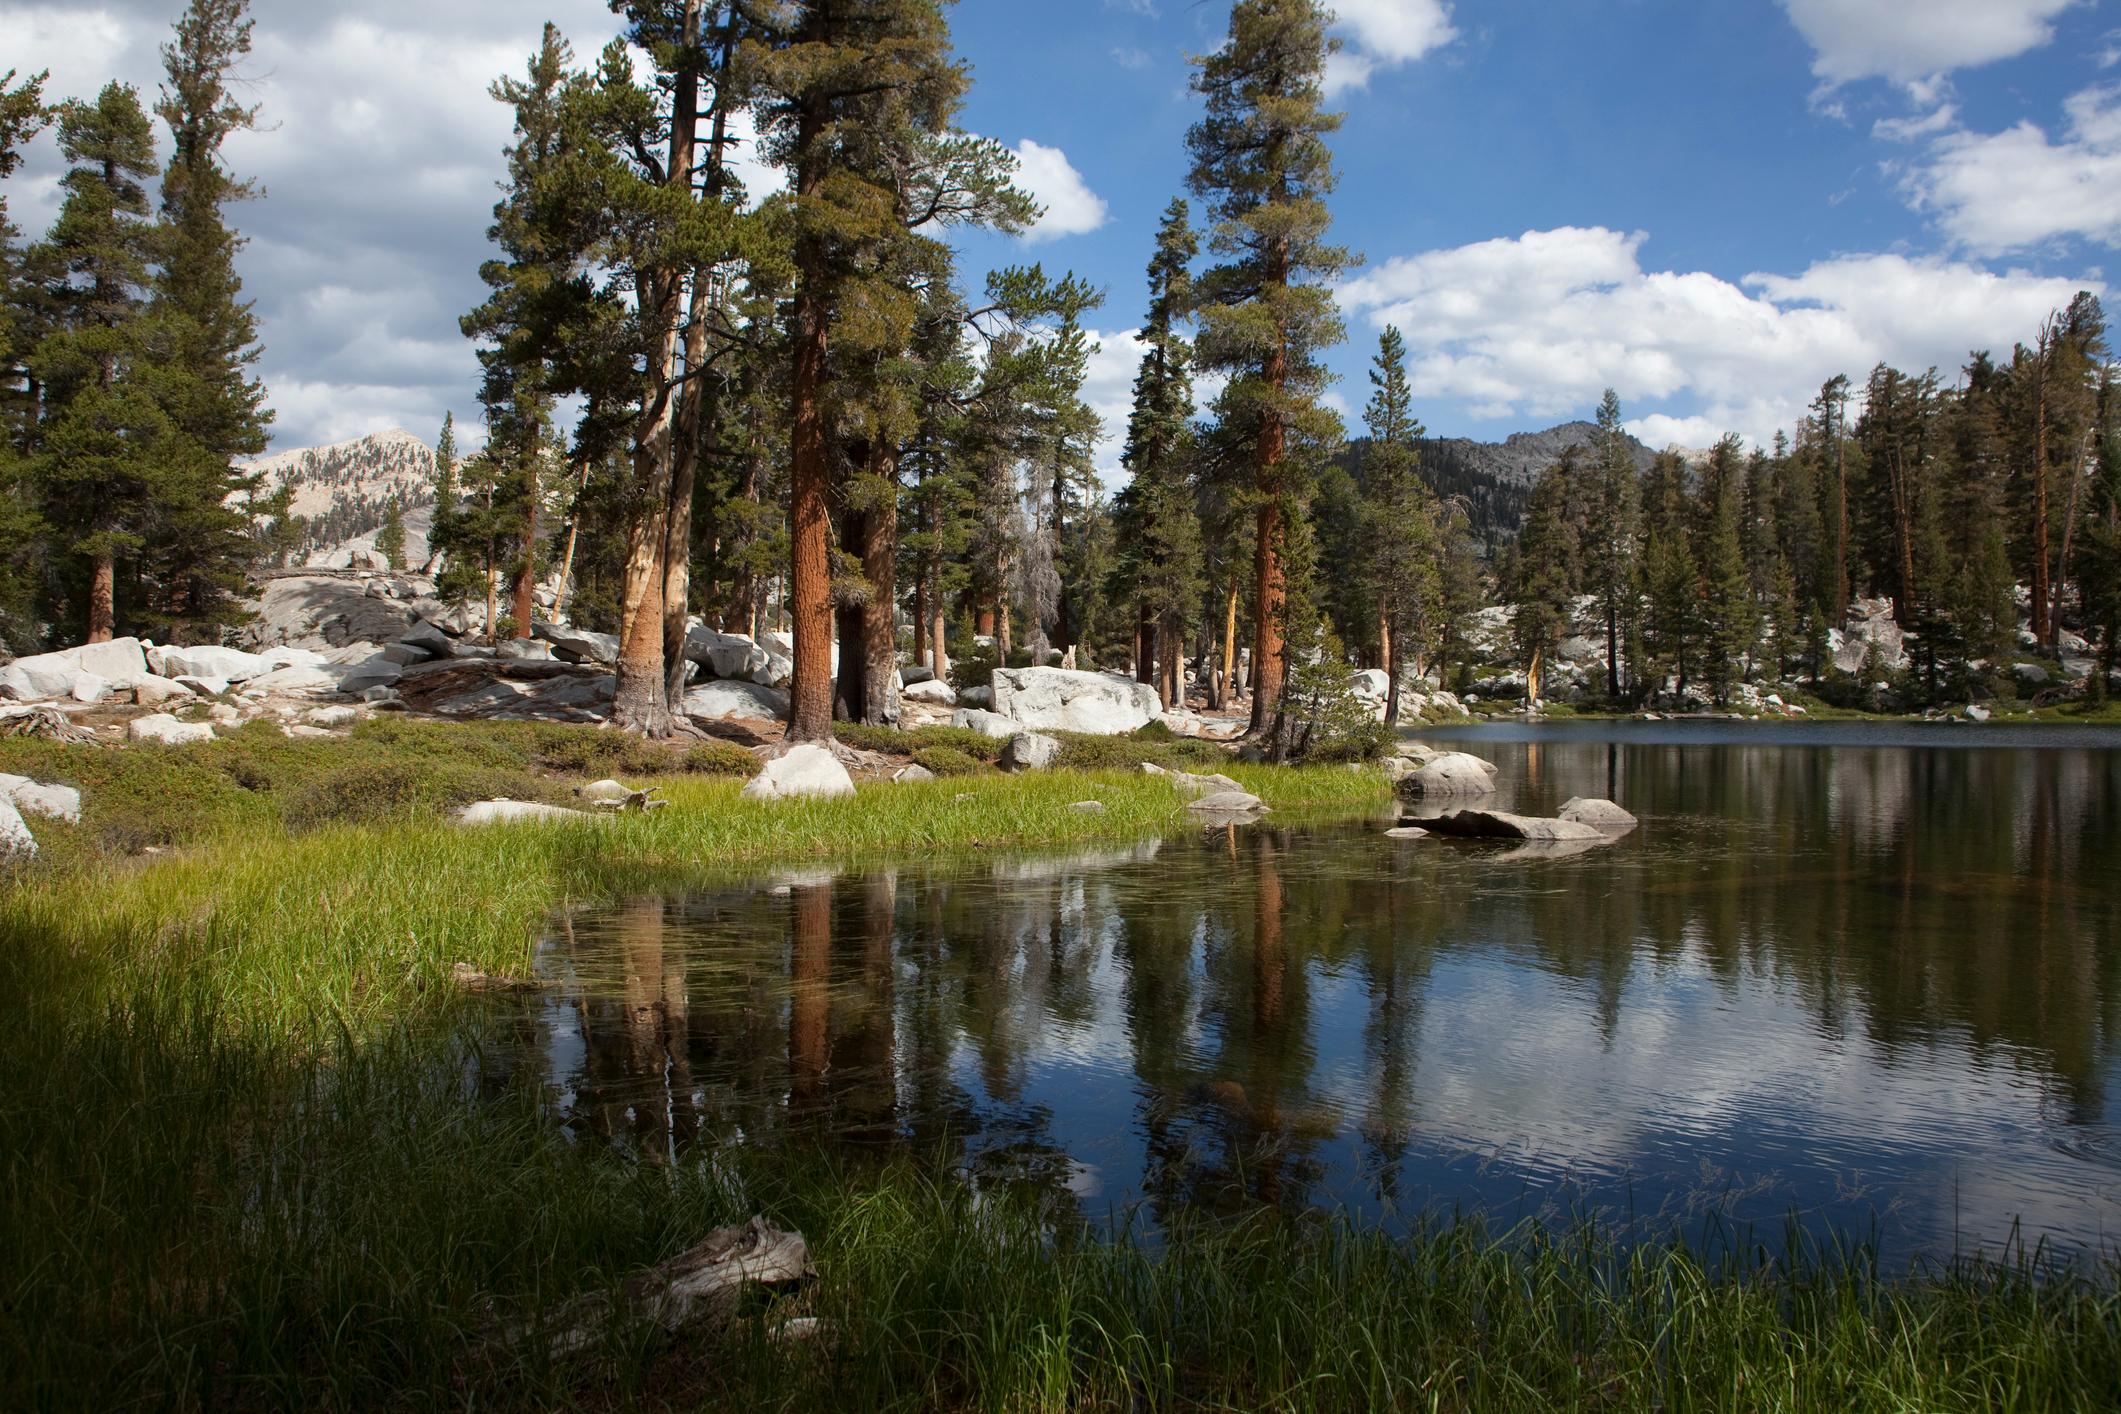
[2,722,2115,1409]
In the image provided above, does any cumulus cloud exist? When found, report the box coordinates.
[1781,0,2081,88]
[1900,83,2121,254]
[5,0,627,452]
[1336,226,2095,447]
[1011,139,1110,242]
[1324,0,1457,96]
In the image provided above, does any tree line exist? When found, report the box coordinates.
[0,0,285,651]
[1499,296,2117,710]
[6,0,2116,739]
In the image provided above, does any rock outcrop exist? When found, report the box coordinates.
[990,667,1161,734]
[0,797,34,860]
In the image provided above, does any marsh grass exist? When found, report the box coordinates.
[2,729,2114,1409]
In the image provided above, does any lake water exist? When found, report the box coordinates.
[489,723,2121,1266]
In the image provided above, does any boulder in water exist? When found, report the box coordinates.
[1395,752,1498,797]
[1556,797,1638,834]
[1417,809,1605,842]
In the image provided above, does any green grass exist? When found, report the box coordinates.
[1,724,2114,1409]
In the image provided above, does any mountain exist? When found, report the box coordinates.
[1339,420,1658,543]
[245,428,437,567]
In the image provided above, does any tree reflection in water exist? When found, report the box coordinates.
[505,731,2121,1262]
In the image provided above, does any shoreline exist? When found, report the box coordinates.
[3,726,2117,1409]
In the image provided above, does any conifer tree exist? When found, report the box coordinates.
[1698,436,1755,702]
[1510,456,1578,707]
[1185,0,1352,736]
[1359,326,1442,722]
[0,69,51,648]
[375,496,406,572]
[1588,388,1640,698]
[747,0,1032,740]
[31,83,168,642]
[1110,199,1204,709]
[148,0,275,637]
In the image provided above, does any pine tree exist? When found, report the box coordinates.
[0,68,52,649]
[747,0,1033,741]
[375,496,406,572]
[1588,389,1640,698]
[1110,199,1204,710]
[1510,456,1578,707]
[1359,326,1442,723]
[464,24,581,643]
[1185,0,1352,736]
[1698,437,1755,703]
[30,83,170,642]
[146,0,274,639]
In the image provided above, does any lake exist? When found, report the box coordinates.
[486,723,2121,1266]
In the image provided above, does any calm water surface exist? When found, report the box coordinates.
[487,723,2121,1264]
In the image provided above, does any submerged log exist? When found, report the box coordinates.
[501,1217,814,1361]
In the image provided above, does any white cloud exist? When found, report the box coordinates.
[1872,103,1957,142]
[1111,45,1153,71]
[1781,0,2082,88]
[1337,226,2095,447]
[1011,139,1109,242]
[1324,0,1457,96]
[1901,83,2121,253]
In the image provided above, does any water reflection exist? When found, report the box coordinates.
[502,728,2121,1262]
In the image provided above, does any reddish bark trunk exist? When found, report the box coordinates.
[87,554,114,643]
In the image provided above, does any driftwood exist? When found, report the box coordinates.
[0,705,97,744]
[499,1217,814,1361]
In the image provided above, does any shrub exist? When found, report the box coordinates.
[910,745,984,776]
[1051,732,1231,772]
[680,740,757,776]
[280,759,559,831]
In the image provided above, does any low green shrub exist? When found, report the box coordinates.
[680,739,757,775]
[1050,731,1230,772]
[910,745,985,776]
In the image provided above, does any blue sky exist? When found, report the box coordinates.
[5,0,2115,465]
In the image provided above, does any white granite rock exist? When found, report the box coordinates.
[739,743,855,802]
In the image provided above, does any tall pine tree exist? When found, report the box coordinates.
[1186,0,1352,736]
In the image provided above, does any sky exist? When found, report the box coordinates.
[4,0,2116,472]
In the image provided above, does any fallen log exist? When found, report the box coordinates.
[499,1216,814,1361]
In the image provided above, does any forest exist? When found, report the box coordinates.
[2,0,2118,744]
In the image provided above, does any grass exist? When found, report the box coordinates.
[1,721,2115,1408]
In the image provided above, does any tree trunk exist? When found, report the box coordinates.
[663,275,718,713]
[929,594,949,680]
[613,1,703,736]
[1249,489,1286,733]
[997,599,1012,666]
[1526,642,1544,709]
[554,455,590,624]
[1219,578,1240,710]
[1832,423,1849,622]
[484,562,498,646]
[1248,314,1290,734]
[1135,602,1155,684]
[786,111,834,742]
[86,554,115,643]
[911,576,928,673]
[860,448,900,725]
